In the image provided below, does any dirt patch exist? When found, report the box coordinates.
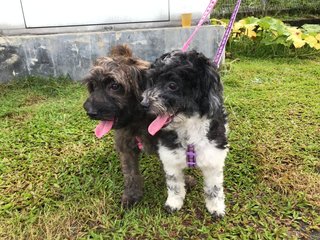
[0,111,32,122]
[22,95,47,106]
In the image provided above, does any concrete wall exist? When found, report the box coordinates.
[0,0,210,35]
[0,25,225,82]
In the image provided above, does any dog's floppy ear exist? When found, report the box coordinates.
[82,74,94,92]
[124,59,150,99]
[191,52,223,116]
[204,64,224,116]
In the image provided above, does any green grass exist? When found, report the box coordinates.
[0,57,319,239]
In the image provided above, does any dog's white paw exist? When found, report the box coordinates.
[206,197,225,219]
[164,196,183,213]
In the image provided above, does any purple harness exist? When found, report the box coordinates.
[186,144,197,168]
[137,138,196,168]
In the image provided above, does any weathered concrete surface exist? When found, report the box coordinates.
[0,26,224,82]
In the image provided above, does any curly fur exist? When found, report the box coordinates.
[142,50,228,217]
[83,46,223,214]
[83,45,158,207]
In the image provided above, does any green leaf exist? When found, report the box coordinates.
[302,24,320,34]
[258,17,272,29]
[243,16,259,25]
[274,36,292,47]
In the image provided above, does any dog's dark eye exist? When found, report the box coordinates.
[110,83,120,91]
[168,82,178,91]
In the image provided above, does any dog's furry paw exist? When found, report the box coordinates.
[206,198,225,219]
[211,211,225,221]
[121,193,143,208]
[164,204,179,213]
[207,206,225,220]
[164,197,183,213]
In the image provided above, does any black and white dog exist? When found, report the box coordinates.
[142,50,228,217]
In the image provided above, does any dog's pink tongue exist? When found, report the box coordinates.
[148,115,171,136]
[95,120,114,138]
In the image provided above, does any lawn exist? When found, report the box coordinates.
[0,57,319,239]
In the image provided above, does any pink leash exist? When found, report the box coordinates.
[182,0,242,167]
[213,0,242,67]
[181,0,218,52]
[137,0,242,155]
[181,0,242,68]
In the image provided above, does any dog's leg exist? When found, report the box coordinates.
[115,132,143,208]
[198,146,228,218]
[119,150,143,208]
[158,145,186,212]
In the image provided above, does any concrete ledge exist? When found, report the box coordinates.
[0,25,224,82]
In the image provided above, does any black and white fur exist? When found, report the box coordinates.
[142,50,228,217]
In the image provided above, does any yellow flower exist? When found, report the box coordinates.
[245,25,257,38]
[287,34,306,48]
[304,36,317,47]
[287,27,307,48]
[304,35,320,50]
[288,27,302,36]
[314,44,320,50]
[314,34,320,50]
[293,39,306,48]
[233,20,257,38]
[233,21,245,33]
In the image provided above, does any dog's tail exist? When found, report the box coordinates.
[110,44,133,58]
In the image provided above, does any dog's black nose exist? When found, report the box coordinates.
[87,112,98,118]
[84,101,99,118]
[140,99,150,110]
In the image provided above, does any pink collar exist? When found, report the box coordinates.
[135,136,143,150]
